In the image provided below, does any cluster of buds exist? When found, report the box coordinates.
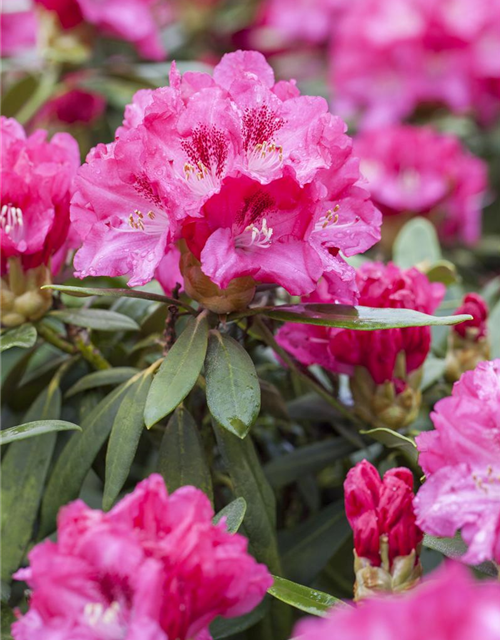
[1,259,52,327]
[344,460,423,601]
[445,293,490,382]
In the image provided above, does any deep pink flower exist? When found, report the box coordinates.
[35,0,170,60]
[71,51,381,297]
[12,474,272,640]
[330,0,500,128]
[452,293,488,339]
[1,1,38,57]
[354,125,487,245]
[277,262,445,385]
[34,88,106,126]
[415,360,500,564]
[345,460,422,566]
[1,116,80,272]
[294,562,500,640]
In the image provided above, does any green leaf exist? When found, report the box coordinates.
[421,356,446,391]
[213,497,247,533]
[1,601,16,640]
[210,598,269,639]
[103,367,156,510]
[280,501,351,584]
[360,428,419,465]
[255,304,472,330]
[65,367,140,398]
[144,315,209,428]
[0,420,81,446]
[157,406,213,503]
[425,260,458,286]
[0,324,37,353]
[213,424,281,574]
[39,372,145,537]
[489,298,500,358]
[393,217,442,268]
[265,439,357,489]
[268,576,346,617]
[206,332,261,438]
[423,534,497,577]
[43,284,193,311]
[49,308,139,332]
[1,380,61,580]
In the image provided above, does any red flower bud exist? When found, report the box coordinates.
[453,293,488,340]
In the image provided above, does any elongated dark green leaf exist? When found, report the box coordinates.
[268,576,346,617]
[49,308,139,331]
[258,304,471,330]
[65,367,140,398]
[360,428,418,465]
[393,217,442,268]
[206,333,261,438]
[423,534,497,577]
[1,381,61,580]
[0,420,80,446]
[213,497,247,533]
[144,315,208,428]
[264,439,357,489]
[213,424,280,574]
[103,367,155,510]
[0,324,37,353]
[280,501,350,584]
[157,407,213,502]
[210,597,269,639]
[39,372,144,537]
[42,284,193,310]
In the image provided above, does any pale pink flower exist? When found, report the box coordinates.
[12,474,272,640]
[71,51,381,296]
[1,116,80,273]
[415,360,500,564]
[294,562,500,640]
[277,262,444,384]
[330,0,500,127]
[355,125,487,244]
[1,0,38,57]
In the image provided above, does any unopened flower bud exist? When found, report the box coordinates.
[445,293,490,382]
[345,460,423,600]
[1,261,53,327]
[180,247,255,314]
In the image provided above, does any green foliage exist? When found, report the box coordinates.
[0,324,37,353]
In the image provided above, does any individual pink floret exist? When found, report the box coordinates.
[12,474,272,640]
[415,360,500,564]
[354,124,487,245]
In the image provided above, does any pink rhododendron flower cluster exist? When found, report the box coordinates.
[277,262,444,384]
[12,474,272,640]
[345,460,422,567]
[330,0,500,128]
[355,125,487,245]
[1,116,80,273]
[70,50,381,300]
[294,562,500,640]
[415,359,500,565]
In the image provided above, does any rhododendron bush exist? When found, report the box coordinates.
[2,1,500,639]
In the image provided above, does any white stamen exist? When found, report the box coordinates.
[127,208,168,235]
[235,218,274,250]
[314,205,360,234]
[183,161,220,197]
[1,204,24,243]
[84,601,121,627]
[247,141,283,175]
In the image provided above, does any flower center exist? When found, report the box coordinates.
[314,205,361,234]
[84,601,122,628]
[242,106,285,175]
[235,218,274,250]
[182,125,228,196]
[1,204,24,244]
